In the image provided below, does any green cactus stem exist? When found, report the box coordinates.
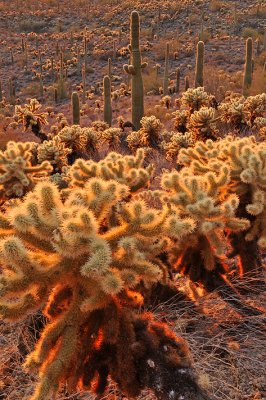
[195,41,204,88]
[163,43,170,96]
[72,91,80,125]
[243,37,253,96]
[103,75,112,127]
[123,11,147,130]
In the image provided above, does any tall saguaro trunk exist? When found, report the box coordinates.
[195,41,204,87]
[123,11,147,130]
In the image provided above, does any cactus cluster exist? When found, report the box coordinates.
[0,175,198,400]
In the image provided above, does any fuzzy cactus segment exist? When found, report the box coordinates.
[67,148,153,192]
[160,168,250,272]
[178,135,266,251]
[0,141,53,198]
[0,176,195,400]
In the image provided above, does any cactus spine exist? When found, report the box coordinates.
[71,91,80,125]
[195,41,204,87]
[103,75,112,126]
[163,43,170,95]
[243,37,253,96]
[123,11,147,130]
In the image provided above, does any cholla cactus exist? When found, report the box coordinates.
[161,132,195,162]
[181,87,210,114]
[37,136,72,172]
[83,127,100,154]
[127,116,163,149]
[14,99,48,141]
[254,117,266,141]
[160,167,250,281]
[188,107,218,141]
[258,126,266,141]
[172,109,190,133]
[57,125,87,152]
[218,97,245,129]
[160,95,171,109]
[0,141,53,198]
[67,148,153,193]
[0,179,196,400]
[91,120,109,132]
[100,127,121,149]
[178,135,266,273]
[243,93,266,126]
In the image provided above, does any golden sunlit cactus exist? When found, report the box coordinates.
[254,117,266,141]
[127,115,163,149]
[218,97,245,129]
[0,178,197,400]
[181,87,210,114]
[67,148,153,193]
[159,167,250,280]
[178,135,266,274]
[14,99,48,141]
[37,136,72,173]
[0,141,53,198]
[243,93,266,126]
[57,125,87,152]
[161,132,196,162]
[172,109,190,133]
[100,127,121,149]
[188,106,218,141]
[83,127,100,154]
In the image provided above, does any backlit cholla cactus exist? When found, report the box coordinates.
[254,117,266,141]
[91,120,109,132]
[243,93,266,126]
[0,141,53,198]
[181,87,210,114]
[0,179,195,400]
[188,107,218,141]
[14,99,48,141]
[67,148,153,193]
[159,167,250,283]
[37,136,72,173]
[100,127,121,149]
[218,97,245,129]
[83,127,100,154]
[161,132,195,162]
[172,109,190,133]
[57,125,88,153]
[178,136,266,272]
[127,116,163,149]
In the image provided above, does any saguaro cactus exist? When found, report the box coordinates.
[176,67,180,94]
[243,37,253,96]
[108,57,112,80]
[82,64,86,104]
[185,76,190,91]
[195,41,204,87]
[123,11,147,130]
[103,75,112,126]
[163,42,170,95]
[71,91,80,125]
